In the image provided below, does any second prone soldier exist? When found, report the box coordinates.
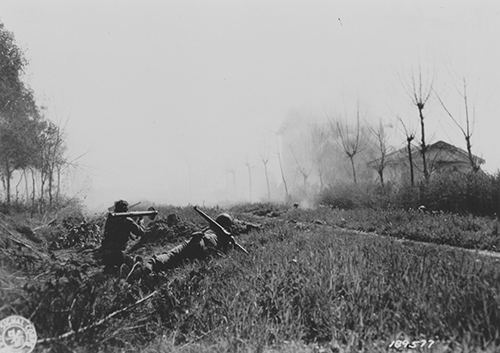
[133,206,249,277]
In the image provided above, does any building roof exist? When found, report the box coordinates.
[368,140,485,168]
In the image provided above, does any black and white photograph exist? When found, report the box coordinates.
[0,1,499,352]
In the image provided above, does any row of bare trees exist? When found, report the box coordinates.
[332,72,480,189]
[224,69,481,204]
[1,23,68,212]
[275,70,481,200]
[436,78,479,172]
[399,71,479,186]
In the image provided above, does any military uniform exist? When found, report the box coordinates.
[129,210,255,277]
[215,213,262,235]
[145,229,232,273]
[101,202,145,270]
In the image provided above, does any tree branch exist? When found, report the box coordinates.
[37,290,159,344]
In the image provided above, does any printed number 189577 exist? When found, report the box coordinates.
[389,339,435,349]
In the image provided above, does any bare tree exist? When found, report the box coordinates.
[245,160,253,202]
[49,124,66,206]
[54,151,86,204]
[0,107,40,206]
[369,120,391,186]
[289,145,311,193]
[435,78,479,172]
[23,169,29,203]
[276,148,290,201]
[39,121,66,209]
[260,155,271,201]
[333,107,362,184]
[29,166,36,213]
[407,69,434,181]
[310,123,329,191]
[398,117,416,186]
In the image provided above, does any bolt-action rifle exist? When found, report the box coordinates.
[193,206,249,255]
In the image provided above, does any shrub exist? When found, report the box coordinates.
[421,171,499,216]
[47,217,102,250]
[318,183,392,210]
[318,171,500,216]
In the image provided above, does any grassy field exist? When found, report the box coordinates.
[1,204,499,352]
[231,203,500,252]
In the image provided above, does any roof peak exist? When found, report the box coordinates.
[368,139,485,165]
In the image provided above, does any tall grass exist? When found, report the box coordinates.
[280,207,500,252]
[6,217,498,352]
[140,224,500,352]
[318,170,500,217]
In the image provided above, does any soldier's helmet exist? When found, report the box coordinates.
[114,200,129,212]
[215,213,233,230]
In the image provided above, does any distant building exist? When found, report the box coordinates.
[367,140,485,184]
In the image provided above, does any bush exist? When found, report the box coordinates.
[0,201,31,214]
[421,171,499,216]
[47,217,102,250]
[317,183,392,210]
[318,171,500,216]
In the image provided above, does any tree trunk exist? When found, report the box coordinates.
[5,159,11,206]
[15,172,23,204]
[40,169,46,214]
[277,151,290,201]
[56,166,61,203]
[30,168,36,213]
[465,136,479,172]
[48,167,53,208]
[24,169,29,203]
[418,107,429,180]
[349,156,357,184]
[40,173,44,201]
[407,139,415,187]
[6,173,11,205]
[378,169,384,187]
[1,175,5,197]
[263,162,271,201]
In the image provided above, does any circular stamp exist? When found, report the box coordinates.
[0,315,37,353]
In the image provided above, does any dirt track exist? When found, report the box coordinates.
[245,212,500,261]
[332,224,500,261]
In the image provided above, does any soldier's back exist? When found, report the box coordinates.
[102,217,133,250]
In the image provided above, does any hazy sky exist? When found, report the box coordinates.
[1,0,499,209]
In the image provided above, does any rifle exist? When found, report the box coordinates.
[193,206,249,255]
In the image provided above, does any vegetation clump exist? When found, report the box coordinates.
[318,170,500,217]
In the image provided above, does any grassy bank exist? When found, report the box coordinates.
[139,223,500,352]
[2,206,498,352]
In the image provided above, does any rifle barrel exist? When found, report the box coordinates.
[193,206,249,254]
